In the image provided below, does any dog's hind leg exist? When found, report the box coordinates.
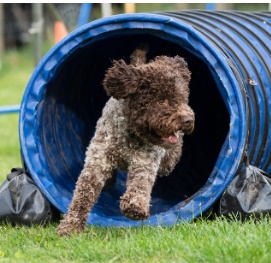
[102,170,117,191]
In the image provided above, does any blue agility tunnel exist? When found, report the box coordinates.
[19,10,271,226]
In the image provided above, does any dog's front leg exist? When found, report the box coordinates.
[56,145,114,236]
[56,165,107,236]
[120,151,161,220]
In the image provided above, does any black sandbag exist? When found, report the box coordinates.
[0,168,60,226]
[219,165,271,219]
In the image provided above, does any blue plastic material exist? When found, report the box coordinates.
[19,11,271,226]
[0,105,20,114]
[77,3,92,28]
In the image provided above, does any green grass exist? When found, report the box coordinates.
[1,42,271,263]
[0,41,53,180]
[0,218,271,263]
[0,46,33,181]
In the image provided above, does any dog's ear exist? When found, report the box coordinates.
[153,55,191,83]
[172,56,191,82]
[103,59,142,99]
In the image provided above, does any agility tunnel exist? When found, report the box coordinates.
[19,10,271,226]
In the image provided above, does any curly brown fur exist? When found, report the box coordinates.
[56,44,195,236]
[130,42,149,66]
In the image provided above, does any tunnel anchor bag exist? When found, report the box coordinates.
[0,168,60,226]
[218,165,271,219]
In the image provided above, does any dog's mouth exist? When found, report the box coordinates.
[161,131,182,145]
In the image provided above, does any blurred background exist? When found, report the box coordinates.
[0,3,270,177]
[0,3,270,54]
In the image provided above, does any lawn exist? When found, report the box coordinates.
[1,44,271,263]
[0,218,271,263]
[0,46,34,181]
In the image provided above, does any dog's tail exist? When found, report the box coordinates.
[130,42,149,66]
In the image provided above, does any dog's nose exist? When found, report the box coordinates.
[180,115,194,134]
[181,116,194,126]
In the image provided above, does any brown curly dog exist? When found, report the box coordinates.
[56,43,195,236]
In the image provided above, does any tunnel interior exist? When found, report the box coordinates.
[37,33,230,219]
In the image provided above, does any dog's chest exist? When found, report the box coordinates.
[99,98,165,170]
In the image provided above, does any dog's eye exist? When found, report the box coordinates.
[157,99,169,106]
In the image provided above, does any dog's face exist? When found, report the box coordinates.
[103,55,195,148]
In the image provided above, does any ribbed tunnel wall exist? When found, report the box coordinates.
[19,10,271,226]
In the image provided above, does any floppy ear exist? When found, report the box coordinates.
[103,59,142,99]
[172,56,191,82]
[153,55,191,82]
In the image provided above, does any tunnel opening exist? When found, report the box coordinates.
[38,34,229,220]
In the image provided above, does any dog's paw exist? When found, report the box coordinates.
[56,218,85,237]
[120,192,150,220]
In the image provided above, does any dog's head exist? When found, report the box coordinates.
[103,50,195,148]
